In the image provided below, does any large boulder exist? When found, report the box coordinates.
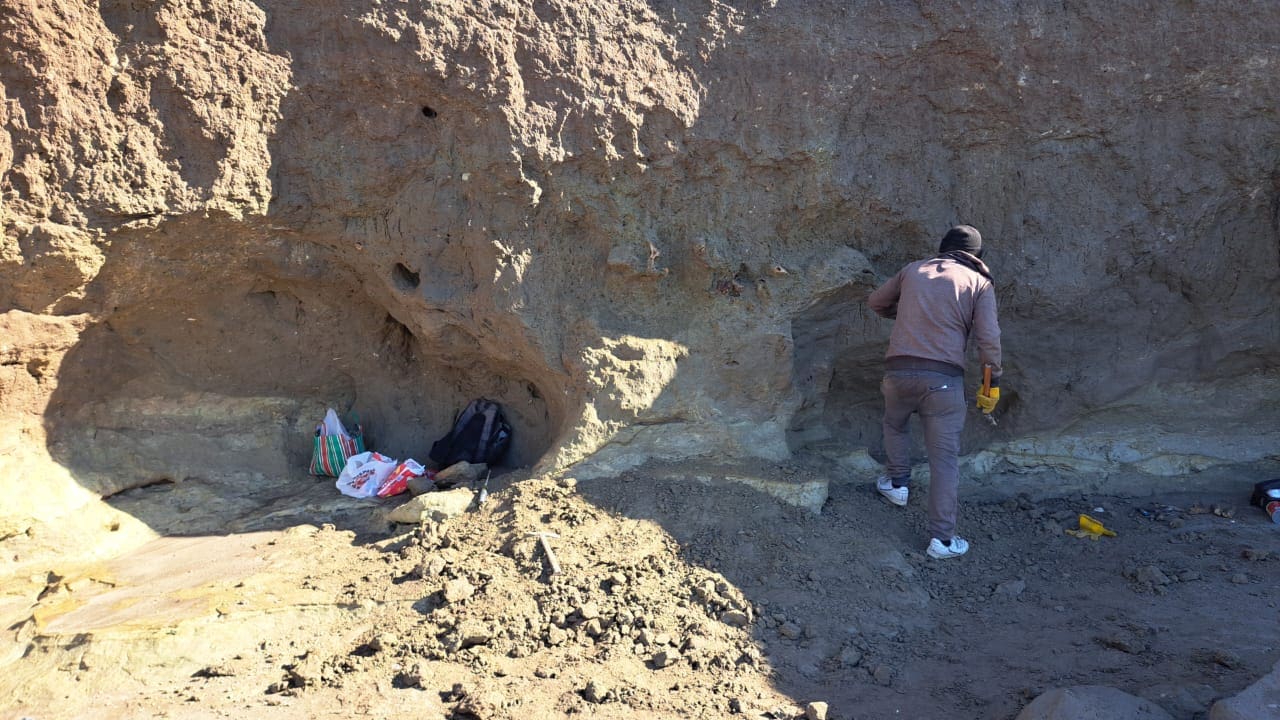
[1210,660,1280,720]
[1017,686,1174,720]
[385,488,475,525]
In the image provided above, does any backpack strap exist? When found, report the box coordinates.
[478,402,497,452]
[452,400,482,437]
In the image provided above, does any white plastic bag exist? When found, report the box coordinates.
[321,408,351,438]
[335,451,398,498]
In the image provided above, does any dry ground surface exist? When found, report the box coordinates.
[4,460,1279,720]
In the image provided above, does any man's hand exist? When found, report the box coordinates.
[975,386,1000,413]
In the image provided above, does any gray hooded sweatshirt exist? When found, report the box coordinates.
[867,253,1002,382]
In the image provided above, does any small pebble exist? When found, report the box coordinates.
[546,626,568,646]
[442,578,476,603]
[651,649,681,668]
[582,678,610,703]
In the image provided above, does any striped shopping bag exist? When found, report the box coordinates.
[309,409,366,477]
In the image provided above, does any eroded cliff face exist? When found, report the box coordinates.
[3,1,1279,558]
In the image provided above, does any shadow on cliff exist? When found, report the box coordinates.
[39,219,560,543]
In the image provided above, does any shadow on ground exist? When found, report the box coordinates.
[575,462,1280,719]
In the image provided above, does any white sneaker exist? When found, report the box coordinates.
[927,536,970,559]
[875,476,908,507]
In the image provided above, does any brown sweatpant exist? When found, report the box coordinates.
[881,370,965,541]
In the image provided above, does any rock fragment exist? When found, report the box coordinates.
[452,622,491,650]
[1096,636,1146,655]
[1135,566,1171,586]
[839,647,863,667]
[285,652,326,688]
[434,461,486,488]
[545,626,568,646]
[995,579,1026,598]
[395,662,429,689]
[1203,649,1242,669]
[406,473,436,496]
[370,633,398,652]
[682,635,708,652]
[652,649,681,668]
[415,555,448,579]
[805,700,829,720]
[454,688,503,719]
[442,578,476,603]
[387,488,475,524]
[582,678,612,703]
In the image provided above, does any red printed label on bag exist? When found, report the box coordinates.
[352,453,393,490]
[377,459,426,497]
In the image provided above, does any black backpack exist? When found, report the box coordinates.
[429,398,512,468]
[1250,478,1280,508]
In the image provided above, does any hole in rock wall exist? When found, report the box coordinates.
[421,105,437,118]
[392,262,421,291]
[42,238,559,532]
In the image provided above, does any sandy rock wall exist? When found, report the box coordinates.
[3,1,1279,538]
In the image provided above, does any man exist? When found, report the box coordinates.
[866,224,1002,559]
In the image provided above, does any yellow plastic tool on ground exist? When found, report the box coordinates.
[1065,514,1118,540]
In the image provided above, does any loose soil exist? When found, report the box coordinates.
[4,460,1278,720]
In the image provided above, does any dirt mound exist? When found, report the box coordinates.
[316,475,777,718]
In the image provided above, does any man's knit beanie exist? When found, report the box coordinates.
[938,225,983,258]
